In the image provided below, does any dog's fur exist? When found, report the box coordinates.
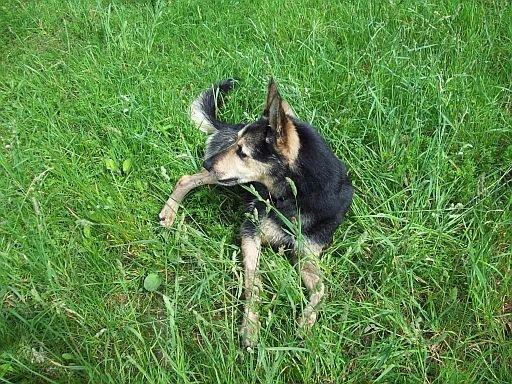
[159,78,353,347]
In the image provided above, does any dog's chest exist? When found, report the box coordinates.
[258,214,323,256]
[259,215,293,247]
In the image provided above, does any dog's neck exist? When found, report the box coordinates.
[261,175,294,203]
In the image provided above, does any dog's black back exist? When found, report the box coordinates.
[248,118,353,249]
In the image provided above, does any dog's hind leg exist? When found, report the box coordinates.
[297,248,325,331]
[159,169,217,228]
[240,221,262,347]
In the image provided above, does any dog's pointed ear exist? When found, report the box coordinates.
[268,92,287,137]
[264,77,278,115]
[264,79,296,138]
[263,78,295,119]
[263,79,300,164]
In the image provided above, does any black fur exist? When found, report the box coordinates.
[197,78,238,131]
[200,79,353,250]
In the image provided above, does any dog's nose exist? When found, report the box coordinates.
[203,157,214,172]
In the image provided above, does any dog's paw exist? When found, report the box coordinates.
[240,312,260,348]
[159,205,177,228]
[298,309,317,333]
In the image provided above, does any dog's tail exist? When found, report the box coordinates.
[189,78,237,134]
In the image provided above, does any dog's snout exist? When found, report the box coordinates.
[203,157,214,172]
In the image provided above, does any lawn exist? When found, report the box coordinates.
[1,0,511,382]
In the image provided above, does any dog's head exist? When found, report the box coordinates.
[203,79,300,187]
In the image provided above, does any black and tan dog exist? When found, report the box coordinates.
[159,78,353,346]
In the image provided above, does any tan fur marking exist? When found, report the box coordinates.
[241,235,262,347]
[281,99,296,117]
[297,257,325,330]
[260,216,289,246]
[159,170,217,227]
[214,145,238,170]
[276,120,300,165]
[211,142,271,184]
[242,236,261,296]
[297,239,324,256]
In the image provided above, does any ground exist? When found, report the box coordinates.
[1,0,511,383]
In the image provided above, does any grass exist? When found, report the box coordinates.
[1,0,511,382]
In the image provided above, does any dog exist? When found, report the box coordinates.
[159,78,353,347]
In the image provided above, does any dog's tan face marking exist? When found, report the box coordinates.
[206,79,300,188]
[209,133,273,185]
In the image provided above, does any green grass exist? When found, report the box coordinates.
[1,0,512,382]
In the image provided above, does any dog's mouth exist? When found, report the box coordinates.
[217,177,239,186]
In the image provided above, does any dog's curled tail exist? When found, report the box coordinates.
[189,78,237,134]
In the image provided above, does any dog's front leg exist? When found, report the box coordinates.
[297,248,325,331]
[159,169,217,227]
[240,221,262,347]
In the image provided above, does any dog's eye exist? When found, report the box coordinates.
[236,145,247,159]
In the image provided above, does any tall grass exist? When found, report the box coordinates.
[1,0,511,382]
